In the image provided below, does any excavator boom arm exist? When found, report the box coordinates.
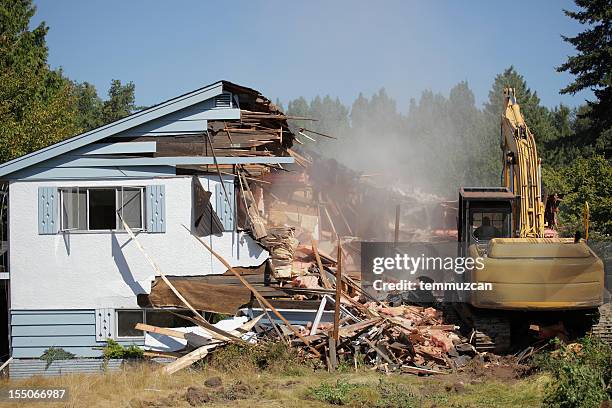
[501,88,545,238]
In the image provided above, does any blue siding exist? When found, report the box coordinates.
[10,310,144,359]
[12,311,94,326]
[12,325,95,336]
[12,347,101,359]
[11,310,98,358]
[9,358,123,379]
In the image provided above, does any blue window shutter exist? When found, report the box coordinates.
[146,185,165,233]
[38,187,59,234]
[215,182,235,231]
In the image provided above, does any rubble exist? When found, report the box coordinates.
[127,211,481,375]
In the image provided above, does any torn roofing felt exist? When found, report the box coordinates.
[140,263,272,315]
[192,175,224,237]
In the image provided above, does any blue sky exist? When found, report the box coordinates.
[32,0,591,111]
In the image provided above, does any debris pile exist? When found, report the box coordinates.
[129,216,478,375]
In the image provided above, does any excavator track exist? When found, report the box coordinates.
[591,303,612,345]
[470,316,512,353]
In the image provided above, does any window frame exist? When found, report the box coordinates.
[115,309,145,339]
[115,309,194,339]
[116,186,145,231]
[59,186,145,232]
[59,187,83,232]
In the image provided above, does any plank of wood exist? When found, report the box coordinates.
[143,351,181,359]
[364,338,394,365]
[338,318,382,338]
[0,357,13,373]
[162,343,218,374]
[332,240,342,342]
[328,335,338,369]
[416,325,457,331]
[184,225,321,357]
[135,323,186,339]
[309,296,328,336]
[312,239,332,289]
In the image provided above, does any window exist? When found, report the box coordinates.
[60,187,144,231]
[214,92,232,108]
[116,309,193,338]
[89,189,116,229]
[116,310,144,337]
[471,211,511,241]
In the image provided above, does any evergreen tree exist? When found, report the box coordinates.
[557,0,612,158]
[101,79,136,124]
[73,81,104,131]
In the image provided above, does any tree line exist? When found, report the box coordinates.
[0,0,609,237]
[283,0,610,238]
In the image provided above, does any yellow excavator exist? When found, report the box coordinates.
[455,88,605,351]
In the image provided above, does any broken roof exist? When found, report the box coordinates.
[0,80,295,180]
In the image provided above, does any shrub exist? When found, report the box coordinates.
[539,336,611,408]
[40,347,75,368]
[102,339,143,360]
[207,341,306,375]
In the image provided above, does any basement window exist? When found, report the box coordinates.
[60,187,144,231]
[116,309,193,338]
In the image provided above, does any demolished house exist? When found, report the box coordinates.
[0,80,470,378]
[0,81,301,359]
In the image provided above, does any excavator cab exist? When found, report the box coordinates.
[457,187,514,257]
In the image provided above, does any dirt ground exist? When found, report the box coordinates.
[0,359,546,408]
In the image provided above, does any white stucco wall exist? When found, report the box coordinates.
[8,175,268,309]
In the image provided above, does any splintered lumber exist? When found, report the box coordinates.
[0,357,13,373]
[333,240,342,342]
[300,127,337,139]
[183,224,321,357]
[238,170,267,239]
[163,343,219,375]
[312,239,332,289]
[310,296,328,336]
[364,338,394,365]
[143,351,181,359]
[118,216,244,344]
[339,318,382,338]
[328,335,338,369]
[135,323,186,339]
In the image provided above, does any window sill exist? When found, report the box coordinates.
[112,336,145,342]
[60,230,146,235]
